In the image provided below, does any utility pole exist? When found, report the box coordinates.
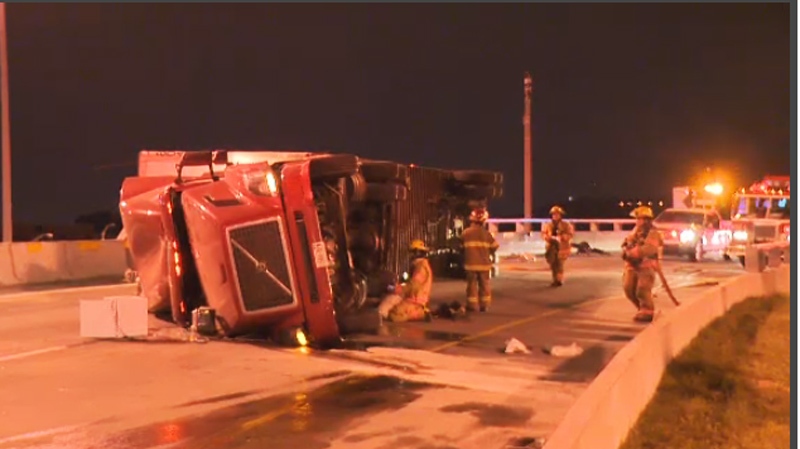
[523,72,532,221]
[0,3,12,243]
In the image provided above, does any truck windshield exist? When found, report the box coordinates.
[733,195,791,219]
[654,211,705,225]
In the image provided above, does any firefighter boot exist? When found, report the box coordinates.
[634,309,654,323]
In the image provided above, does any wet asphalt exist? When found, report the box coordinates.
[0,255,745,449]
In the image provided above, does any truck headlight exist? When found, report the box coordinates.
[732,230,748,241]
[679,229,696,244]
[244,169,279,196]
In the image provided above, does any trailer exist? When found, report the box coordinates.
[120,150,503,346]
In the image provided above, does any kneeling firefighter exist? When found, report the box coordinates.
[385,239,433,322]
[621,206,664,323]
[542,205,574,287]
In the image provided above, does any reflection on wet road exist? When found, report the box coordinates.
[14,376,437,449]
[0,256,746,449]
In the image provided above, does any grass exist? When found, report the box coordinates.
[620,294,791,449]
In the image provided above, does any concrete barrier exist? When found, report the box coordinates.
[489,218,635,255]
[543,262,791,449]
[0,240,128,287]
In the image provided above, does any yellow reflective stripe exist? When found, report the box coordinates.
[464,264,493,271]
[464,241,494,248]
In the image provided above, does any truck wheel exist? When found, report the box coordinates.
[459,184,500,200]
[365,183,408,202]
[345,173,368,203]
[360,161,409,184]
[452,170,503,185]
[309,154,360,181]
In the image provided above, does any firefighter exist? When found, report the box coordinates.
[461,208,499,312]
[542,205,574,287]
[387,240,433,322]
[621,206,664,323]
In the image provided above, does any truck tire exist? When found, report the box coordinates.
[452,170,503,185]
[360,161,409,184]
[309,154,360,181]
[365,183,408,202]
[459,184,500,200]
[345,173,368,203]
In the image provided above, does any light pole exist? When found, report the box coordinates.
[0,3,11,243]
[523,72,532,221]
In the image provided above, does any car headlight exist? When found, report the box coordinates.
[732,230,748,241]
[244,169,279,197]
[679,229,696,244]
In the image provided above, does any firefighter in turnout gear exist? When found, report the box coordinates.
[621,206,664,323]
[461,208,499,312]
[542,205,574,287]
[387,240,433,322]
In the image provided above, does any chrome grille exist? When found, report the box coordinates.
[754,225,777,241]
[229,220,295,312]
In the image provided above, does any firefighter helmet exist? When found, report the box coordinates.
[409,239,429,252]
[549,205,566,216]
[469,208,489,223]
[630,206,654,219]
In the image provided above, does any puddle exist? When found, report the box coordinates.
[421,330,470,342]
[538,345,610,383]
[439,402,534,427]
[38,375,435,449]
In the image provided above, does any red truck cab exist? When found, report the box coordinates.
[121,151,358,346]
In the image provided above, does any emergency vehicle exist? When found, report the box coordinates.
[655,207,731,262]
[728,175,790,266]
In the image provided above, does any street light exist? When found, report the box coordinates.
[0,3,11,243]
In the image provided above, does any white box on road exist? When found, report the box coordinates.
[80,296,148,338]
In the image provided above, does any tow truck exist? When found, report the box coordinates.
[727,175,790,266]
[120,150,502,347]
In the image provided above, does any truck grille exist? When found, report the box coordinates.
[754,225,777,241]
[229,220,295,312]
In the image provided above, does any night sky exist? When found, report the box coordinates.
[5,3,792,224]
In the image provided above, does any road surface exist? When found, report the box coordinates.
[0,254,745,449]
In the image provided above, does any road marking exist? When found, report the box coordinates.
[0,424,82,445]
[428,294,622,353]
[0,283,133,303]
[0,345,69,363]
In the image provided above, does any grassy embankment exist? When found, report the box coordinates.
[620,294,791,449]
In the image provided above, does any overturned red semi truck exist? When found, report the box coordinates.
[120,150,503,347]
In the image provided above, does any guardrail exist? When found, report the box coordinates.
[0,240,128,286]
[488,218,637,255]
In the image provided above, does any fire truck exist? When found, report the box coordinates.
[727,175,790,266]
[120,150,502,347]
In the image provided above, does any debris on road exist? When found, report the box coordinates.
[80,296,148,338]
[505,436,547,448]
[543,342,584,357]
[504,338,532,354]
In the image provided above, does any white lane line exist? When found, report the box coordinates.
[0,283,134,303]
[0,424,82,445]
[0,345,69,363]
